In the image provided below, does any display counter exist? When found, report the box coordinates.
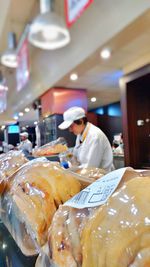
[28,155,60,161]
[0,221,37,267]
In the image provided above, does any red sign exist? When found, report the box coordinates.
[16,38,30,92]
[65,0,93,27]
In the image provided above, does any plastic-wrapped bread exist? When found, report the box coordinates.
[35,168,150,267]
[0,150,28,194]
[69,166,106,188]
[81,175,150,267]
[1,159,81,256]
[33,137,68,156]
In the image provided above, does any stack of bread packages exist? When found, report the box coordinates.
[35,167,150,267]
[32,137,68,157]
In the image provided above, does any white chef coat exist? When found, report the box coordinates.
[73,122,113,172]
[18,139,32,154]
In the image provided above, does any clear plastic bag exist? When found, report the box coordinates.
[0,159,81,256]
[66,166,106,188]
[0,150,28,194]
[59,148,79,168]
[35,169,150,267]
[33,137,68,157]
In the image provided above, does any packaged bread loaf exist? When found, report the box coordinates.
[0,150,28,194]
[33,137,68,156]
[69,166,106,187]
[35,168,150,267]
[1,158,81,256]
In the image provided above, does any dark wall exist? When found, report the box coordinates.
[87,112,122,144]
[97,115,123,144]
[121,65,150,168]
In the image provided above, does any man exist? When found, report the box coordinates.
[58,106,113,172]
[18,132,32,156]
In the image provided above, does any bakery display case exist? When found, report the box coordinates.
[38,114,76,147]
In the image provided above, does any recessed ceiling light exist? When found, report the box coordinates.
[25,107,30,112]
[0,84,8,91]
[19,112,24,117]
[13,115,18,120]
[91,97,97,102]
[70,73,78,81]
[2,243,7,250]
[100,48,111,59]
[22,126,26,131]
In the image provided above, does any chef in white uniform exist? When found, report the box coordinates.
[58,107,113,172]
[18,132,32,156]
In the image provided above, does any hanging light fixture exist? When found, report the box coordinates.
[1,32,18,68]
[28,0,70,50]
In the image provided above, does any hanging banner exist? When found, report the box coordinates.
[65,0,93,27]
[16,38,30,92]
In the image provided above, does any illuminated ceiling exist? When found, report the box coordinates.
[0,0,149,124]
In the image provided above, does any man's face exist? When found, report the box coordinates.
[20,135,26,141]
[69,120,84,135]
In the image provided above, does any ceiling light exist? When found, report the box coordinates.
[91,97,97,102]
[25,107,30,112]
[100,48,111,59]
[34,121,38,125]
[19,112,24,117]
[28,0,70,50]
[1,33,18,68]
[13,115,19,120]
[1,52,18,68]
[0,84,8,91]
[70,73,78,81]
[2,243,7,250]
[22,127,26,131]
[1,126,5,130]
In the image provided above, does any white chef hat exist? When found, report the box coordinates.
[20,131,29,138]
[58,106,86,130]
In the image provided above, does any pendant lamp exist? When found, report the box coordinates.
[28,0,70,50]
[1,32,18,68]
